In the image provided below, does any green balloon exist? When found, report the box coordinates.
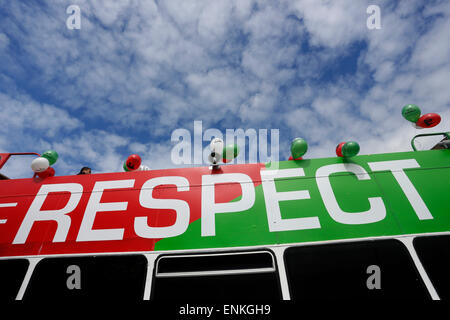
[402,104,421,123]
[290,138,308,159]
[123,161,130,172]
[342,141,360,157]
[222,144,239,162]
[41,150,58,165]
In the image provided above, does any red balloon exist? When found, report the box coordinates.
[126,154,142,171]
[37,166,55,179]
[416,113,441,128]
[288,156,303,161]
[336,142,346,157]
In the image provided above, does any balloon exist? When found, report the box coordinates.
[342,141,360,157]
[31,157,50,172]
[222,144,239,163]
[288,155,303,160]
[209,153,221,164]
[402,104,421,123]
[37,167,55,179]
[336,142,346,157]
[41,150,58,166]
[416,113,441,128]
[123,161,130,172]
[139,165,150,171]
[210,138,224,157]
[126,154,142,171]
[290,138,308,159]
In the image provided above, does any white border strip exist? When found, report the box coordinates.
[143,254,158,300]
[397,237,440,300]
[15,257,41,300]
[156,267,276,278]
[155,250,276,278]
[272,246,291,300]
[1,231,449,260]
[0,231,450,260]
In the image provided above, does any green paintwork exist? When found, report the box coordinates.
[156,149,450,251]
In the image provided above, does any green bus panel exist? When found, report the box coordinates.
[156,150,450,251]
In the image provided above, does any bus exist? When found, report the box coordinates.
[0,138,449,300]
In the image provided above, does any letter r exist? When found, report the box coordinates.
[13,183,83,244]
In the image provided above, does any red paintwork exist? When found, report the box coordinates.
[0,163,264,257]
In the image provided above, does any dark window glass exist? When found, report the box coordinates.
[284,239,430,299]
[157,251,274,273]
[152,251,281,300]
[23,255,147,300]
[413,235,450,300]
[0,259,29,300]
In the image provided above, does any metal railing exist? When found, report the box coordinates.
[0,152,40,170]
[411,132,450,151]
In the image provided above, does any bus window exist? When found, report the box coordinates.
[284,239,430,299]
[413,235,450,300]
[152,251,282,300]
[0,259,29,300]
[23,255,147,300]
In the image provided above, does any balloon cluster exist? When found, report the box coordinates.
[289,138,308,160]
[31,150,58,178]
[123,154,149,172]
[402,104,441,129]
[287,137,360,160]
[336,141,360,157]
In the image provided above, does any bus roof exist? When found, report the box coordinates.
[0,149,449,258]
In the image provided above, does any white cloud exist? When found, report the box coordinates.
[0,0,449,176]
[291,0,368,48]
[409,16,450,71]
[0,92,82,138]
[52,130,129,174]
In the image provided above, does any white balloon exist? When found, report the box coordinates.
[210,137,224,156]
[31,157,50,173]
[139,165,150,171]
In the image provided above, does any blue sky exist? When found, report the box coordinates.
[0,0,449,178]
